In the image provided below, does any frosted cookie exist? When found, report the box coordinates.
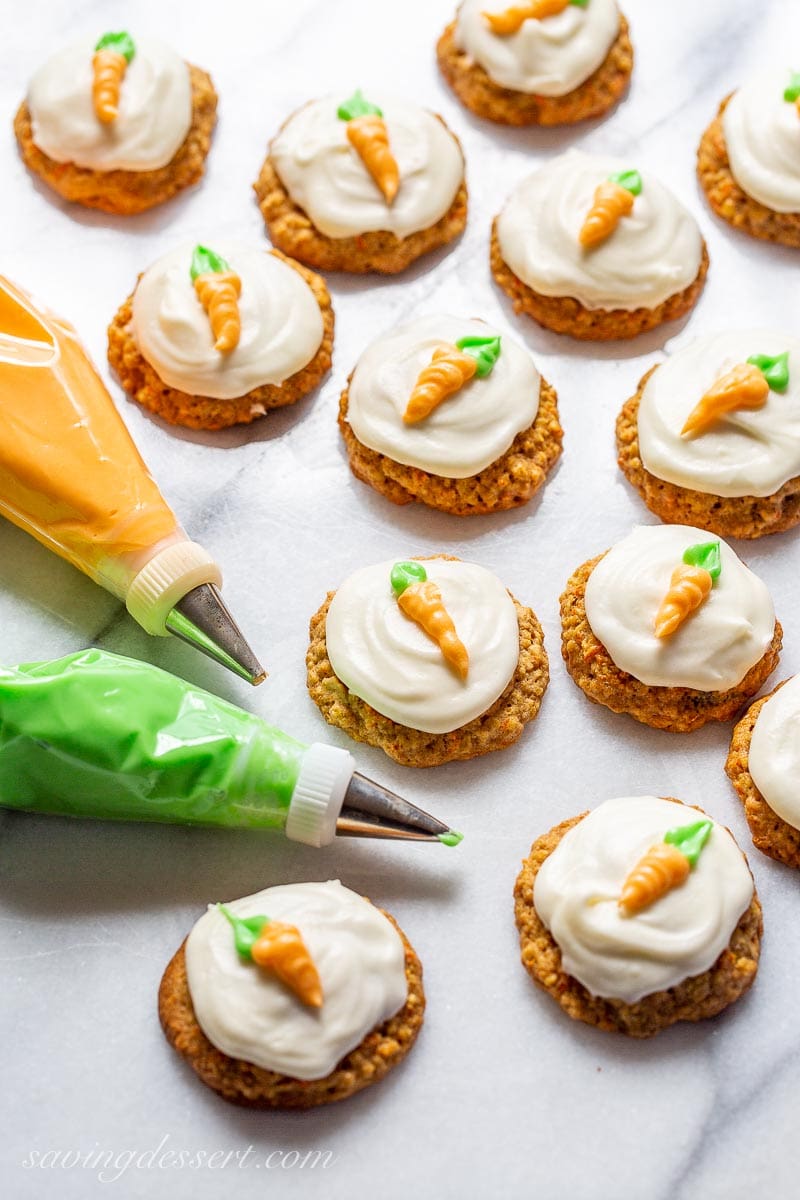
[727,677,800,869]
[698,68,800,247]
[306,556,548,767]
[339,315,563,515]
[560,525,781,732]
[515,796,761,1037]
[254,90,467,275]
[108,242,333,430]
[14,31,216,214]
[617,333,800,539]
[491,152,708,340]
[159,881,423,1108]
[437,0,632,127]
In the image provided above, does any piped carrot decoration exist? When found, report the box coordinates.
[403,335,502,424]
[483,0,587,36]
[618,819,713,915]
[218,905,323,1008]
[92,32,136,124]
[337,91,399,205]
[654,541,721,640]
[783,71,800,114]
[190,246,242,354]
[391,561,469,680]
[681,352,790,437]
[579,170,642,248]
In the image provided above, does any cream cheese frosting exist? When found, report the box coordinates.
[346,315,540,477]
[270,95,464,239]
[723,69,800,213]
[131,242,324,400]
[583,524,775,690]
[496,151,704,311]
[454,0,620,96]
[748,676,800,831]
[185,881,408,1081]
[637,332,800,499]
[325,558,520,734]
[534,796,754,1003]
[27,36,192,172]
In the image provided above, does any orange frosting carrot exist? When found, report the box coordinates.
[403,346,478,424]
[398,579,469,679]
[251,921,323,1008]
[92,49,128,124]
[346,114,399,204]
[193,271,242,354]
[654,563,713,640]
[618,841,690,915]
[483,0,570,34]
[579,180,635,248]
[680,362,769,437]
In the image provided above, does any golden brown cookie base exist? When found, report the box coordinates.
[306,556,549,767]
[14,65,217,215]
[490,224,709,341]
[158,910,424,1109]
[560,553,782,732]
[436,14,633,127]
[514,802,762,1037]
[339,375,563,515]
[616,366,800,539]
[107,252,334,431]
[697,96,800,248]
[726,682,800,869]
[253,124,467,275]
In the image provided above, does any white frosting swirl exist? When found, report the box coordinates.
[27,36,192,172]
[325,558,519,734]
[748,676,800,831]
[131,243,324,400]
[270,95,464,239]
[534,796,754,1003]
[638,332,800,499]
[723,70,800,213]
[496,151,704,311]
[346,315,540,477]
[454,0,620,96]
[584,524,775,690]
[185,881,408,1081]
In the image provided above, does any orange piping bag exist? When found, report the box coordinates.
[0,277,265,684]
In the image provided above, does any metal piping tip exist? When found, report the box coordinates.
[335,771,463,845]
[165,583,267,686]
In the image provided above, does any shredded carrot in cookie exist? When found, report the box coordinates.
[251,921,323,1008]
[346,115,399,204]
[194,271,242,353]
[654,563,713,640]
[483,0,570,35]
[618,841,690,914]
[403,346,478,424]
[579,181,635,248]
[681,362,769,437]
[398,579,469,679]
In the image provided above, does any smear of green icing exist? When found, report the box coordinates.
[438,829,464,847]
[390,560,428,596]
[455,335,502,379]
[682,540,721,581]
[608,169,643,196]
[570,0,589,7]
[95,31,136,62]
[748,351,790,393]
[337,90,383,121]
[217,904,270,959]
[190,245,230,281]
[663,819,713,867]
[784,71,800,102]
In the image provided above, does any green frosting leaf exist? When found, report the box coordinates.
[190,245,231,281]
[217,904,269,959]
[784,71,800,103]
[747,351,790,393]
[337,90,383,121]
[390,561,427,596]
[664,819,713,867]
[455,334,503,379]
[682,540,721,581]
[608,169,643,196]
[569,0,590,6]
[95,31,136,62]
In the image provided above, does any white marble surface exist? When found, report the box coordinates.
[2,1,800,1197]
